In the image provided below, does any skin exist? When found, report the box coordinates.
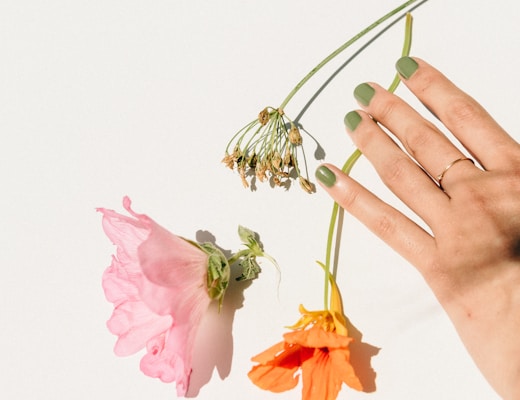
[318,58,520,399]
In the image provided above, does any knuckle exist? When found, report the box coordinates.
[402,124,438,158]
[381,156,411,188]
[337,185,361,211]
[373,214,396,239]
[446,96,483,127]
[375,96,400,122]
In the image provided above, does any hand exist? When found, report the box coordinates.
[315,57,520,399]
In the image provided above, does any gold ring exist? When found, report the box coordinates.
[436,157,475,190]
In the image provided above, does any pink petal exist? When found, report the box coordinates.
[136,219,210,318]
[140,322,198,397]
[109,301,173,356]
[98,197,213,395]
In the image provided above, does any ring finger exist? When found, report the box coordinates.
[344,109,449,226]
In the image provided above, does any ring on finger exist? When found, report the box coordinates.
[436,157,475,191]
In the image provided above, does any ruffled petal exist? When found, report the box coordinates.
[102,255,172,356]
[98,197,213,396]
[250,341,286,364]
[109,300,173,356]
[284,325,353,349]
[248,342,301,392]
[140,317,204,397]
[250,324,362,399]
[301,348,343,400]
[329,348,363,391]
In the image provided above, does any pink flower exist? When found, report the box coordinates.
[98,196,221,396]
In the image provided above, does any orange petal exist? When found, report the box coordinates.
[248,363,299,392]
[249,342,303,392]
[284,325,352,349]
[329,347,363,391]
[301,348,343,400]
[250,340,285,363]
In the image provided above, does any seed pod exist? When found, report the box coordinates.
[258,108,270,125]
[289,125,302,145]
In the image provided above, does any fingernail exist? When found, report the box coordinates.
[354,83,375,106]
[396,56,418,79]
[344,110,362,132]
[315,165,336,187]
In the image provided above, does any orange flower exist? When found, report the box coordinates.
[248,266,362,399]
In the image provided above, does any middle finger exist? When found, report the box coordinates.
[353,82,476,184]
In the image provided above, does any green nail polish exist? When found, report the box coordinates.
[315,166,336,187]
[354,83,375,106]
[344,110,362,132]
[396,56,418,79]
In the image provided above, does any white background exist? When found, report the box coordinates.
[1,0,518,399]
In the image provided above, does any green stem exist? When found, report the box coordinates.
[322,13,414,310]
[279,0,419,110]
[387,13,414,93]
[323,150,362,309]
[227,249,250,265]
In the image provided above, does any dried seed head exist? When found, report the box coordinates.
[255,161,268,182]
[289,125,302,145]
[239,168,249,188]
[258,108,270,125]
[222,153,235,169]
[271,152,282,170]
[247,153,257,168]
[299,176,314,193]
[283,148,292,166]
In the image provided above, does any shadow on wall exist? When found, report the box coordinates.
[345,317,380,393]
[187,230,253,397]
[187,230,380,396]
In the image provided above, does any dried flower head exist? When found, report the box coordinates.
[223,107,312,192]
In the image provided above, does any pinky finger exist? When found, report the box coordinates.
[316,163,436,272]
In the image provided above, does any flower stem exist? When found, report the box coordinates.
[323,150,362,309]
[323,13,414,310]
[279,0,420,110]
[227,249,250,265]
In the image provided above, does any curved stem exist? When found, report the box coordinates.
[323,150,362,309]
[279,0,419,110]
[322,13,414,310]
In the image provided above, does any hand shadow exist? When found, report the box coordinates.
[186,231,252,397]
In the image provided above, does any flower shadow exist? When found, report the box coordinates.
[344,316,380,393]
[186,230,252,397]
[332,209,380,392]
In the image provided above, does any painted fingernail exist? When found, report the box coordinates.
[354,83,375,106]
[344,110,362,132]
[315,165,336,187]
[396,56,418,79]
